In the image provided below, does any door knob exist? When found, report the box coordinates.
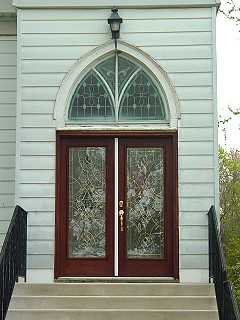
[119,209,124,231]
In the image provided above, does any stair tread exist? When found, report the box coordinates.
[10,295,217,298]
[12,283,216,296]
[8,308,218,311]
[6,309,219,320]
[6,283,218,320]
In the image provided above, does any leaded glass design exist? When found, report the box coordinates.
[95,57,116,94]
[68,71,115,121]
[68,147,106,257]
[68,55,167,122]
[118,57,139,93]
[95,56,139,96]
[127,147,164,258]
[119,70,166,121]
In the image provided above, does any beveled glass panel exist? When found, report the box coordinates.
[127,147,164,258]
[68,70,115,121]
[68,147,106,257]
[119,70,166,121]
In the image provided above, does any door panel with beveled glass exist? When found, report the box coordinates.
[55,133,177,278]
[56,137,114,277]
[118,137,174,277]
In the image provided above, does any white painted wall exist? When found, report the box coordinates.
[13,5,218,283]
[0,0,15,13]
[0,25,17,248]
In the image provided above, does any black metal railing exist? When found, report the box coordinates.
[0,205,27,320]
[208,205,240,320]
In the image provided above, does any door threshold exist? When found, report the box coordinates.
[56,277,177,283]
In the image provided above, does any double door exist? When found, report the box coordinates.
[55,132,178,278]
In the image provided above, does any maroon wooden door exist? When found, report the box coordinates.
[118,136,176,277]
[55,132,178,279]
[55,135,115,277]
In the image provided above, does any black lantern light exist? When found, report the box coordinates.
[108,8,123,40]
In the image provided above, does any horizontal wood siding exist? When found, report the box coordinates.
[16,7,216,281]
[0,35,17,248]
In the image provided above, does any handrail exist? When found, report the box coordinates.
[208,205,240,320]
[0,205,27,320]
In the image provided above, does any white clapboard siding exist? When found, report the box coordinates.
[179,141,214,155]
[20,128,55,141]
[21,45,212,61]
[0,92,17,104]
[180,198,214,212]
[28,226,54,240]
[180,240,208,254]
[180,100,213,113]
[0,35,17,247]
[27,255,54,269]
[21,88,59,102]
[20,170,55,183]
[0,168,15,181]
[179,184,215,198]
[20,142,55,156]
[0,105,16,117]
[180,211,209,225]
[27,211,55,225]
[179,169,215,183]
[21,114,55,127]
[21,59,77,74]
[180,255,209,268]
[179,114,214,127]
[21,73,66,87]
[28,240,54,254]
[19,184,55,198]
[169,72,213,86]
[21,19,212,34]
[0,66,17,78]
[15,6,217,281]
[179,155,214,169]
[0,156,15,169]
[22,32,212,47]
[0,142,16,155]
[20,156,55,170]
[21,8,212,20]
[20,198,55,212]
[179,128,214,141]
[21,101,56,114]
[21,58,213,74]
[158,59,213,73]
[0,117,16,129]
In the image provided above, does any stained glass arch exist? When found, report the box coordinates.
[68,70,115,121]
[68,55,168,123]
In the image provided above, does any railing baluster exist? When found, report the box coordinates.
[208,205,240,320]
[0,206,27,320]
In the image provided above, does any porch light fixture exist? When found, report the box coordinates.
[108,8,123,40]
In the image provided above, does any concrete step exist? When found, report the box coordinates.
[9,295,218,310]
[6,309,219,320]
[6,283,219,320]
[11,282,216,296]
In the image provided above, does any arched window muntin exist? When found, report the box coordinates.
[68,53,169,125]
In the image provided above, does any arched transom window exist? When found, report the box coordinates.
[68,55,168,123]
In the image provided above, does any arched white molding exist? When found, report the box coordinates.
[54,39,180,129]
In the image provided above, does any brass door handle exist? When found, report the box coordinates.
[119,209,124,231]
